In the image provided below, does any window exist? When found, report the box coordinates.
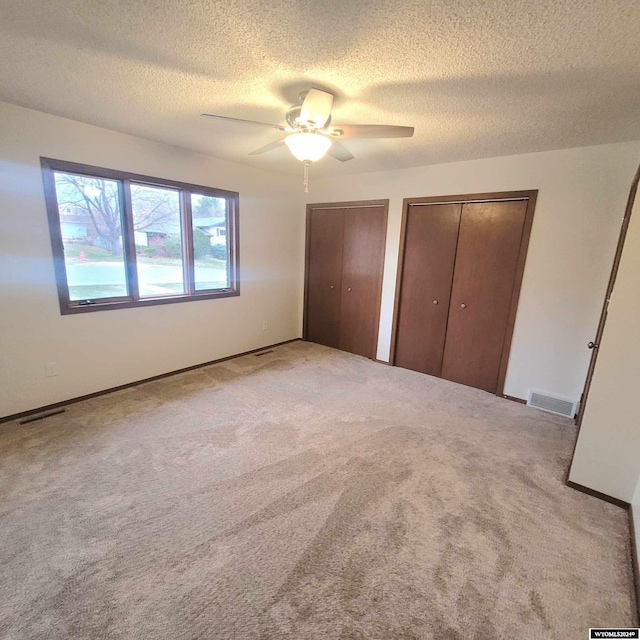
[41,158,239,314]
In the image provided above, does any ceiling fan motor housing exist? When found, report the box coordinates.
[286,105,331,130]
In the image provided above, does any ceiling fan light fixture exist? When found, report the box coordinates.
[285,132,332,162]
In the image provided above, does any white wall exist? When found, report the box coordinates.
[0,101,305,419]
[306,142,640,401]
[569,189,640,502]
[1,98,638,419]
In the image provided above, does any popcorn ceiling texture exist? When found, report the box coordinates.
[0,0,639,176]
[0,342,636,638]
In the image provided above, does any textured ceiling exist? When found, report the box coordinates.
[0,0,639,176]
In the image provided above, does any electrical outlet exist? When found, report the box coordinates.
[262,320,268,331]
[45,362,58,377]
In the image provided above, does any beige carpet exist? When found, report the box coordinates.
[0,341,636,639]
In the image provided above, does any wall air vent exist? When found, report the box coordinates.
[527,390,578,418]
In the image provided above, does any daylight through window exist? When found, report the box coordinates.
[41,158,239,314]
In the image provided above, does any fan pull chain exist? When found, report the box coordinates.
[303,160,310,193]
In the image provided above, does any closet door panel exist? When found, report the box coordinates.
[441,200,527,393]
[339,207,387,358]
[306,208,345,348]
[395,203,462,375]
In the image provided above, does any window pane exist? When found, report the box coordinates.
[191,194,229,291]
[131,184,184,297]
[53,172,128,301]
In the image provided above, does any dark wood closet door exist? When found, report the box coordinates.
[395,203,462,375]
[339,206,387,358]
[306,208,345,348]
[441,200,527,393]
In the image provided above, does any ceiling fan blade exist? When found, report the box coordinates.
[201,113,286,131]
[330,124,414,139]
[327,140,354,162]
[300,88,334,128]
[249,138,287,156]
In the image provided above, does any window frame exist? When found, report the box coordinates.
[41,157,240,315]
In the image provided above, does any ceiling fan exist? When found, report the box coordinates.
[201,88,414,191]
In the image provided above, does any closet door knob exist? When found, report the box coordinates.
[330,285,334,289]
[460,303,467,309]
[432,300,438,305]
[348,287,352,292]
